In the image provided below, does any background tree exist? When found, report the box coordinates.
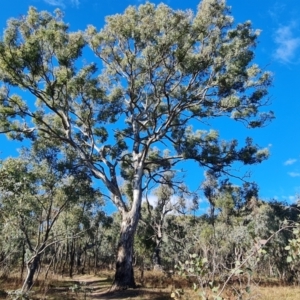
[143,172,194,270]
[0,0,273,289]
[0,145,102,292]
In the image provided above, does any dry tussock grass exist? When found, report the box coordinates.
[135,269,300,299]
[254,286,300,300]
[1,269,300,299]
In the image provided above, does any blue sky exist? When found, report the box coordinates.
[0,0,299,206]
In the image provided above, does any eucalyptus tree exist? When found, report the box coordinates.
[202,170,259,225]
[51,194,105,278]
[149,181,175,270]
[0,146,101,292]
[0,0,273,289]
[144,172,193,270]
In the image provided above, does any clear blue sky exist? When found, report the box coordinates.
[0,0,299,206]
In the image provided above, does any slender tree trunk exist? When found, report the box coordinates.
[140,256,144,284]
[52,242,60,275]
[153,226,163,271]
[81,249,86,275]
[111,211,140,290]
[69,239,75,278]
[93,247,98,275]
[22,253,41,292]
[61,243,69,277]
[35,252,43,283]
[152,246,162,271]
[76,246,82,274]
[45,254,55,280]
[20,240,26,281]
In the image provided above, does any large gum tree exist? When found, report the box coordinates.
[0,0,273,289]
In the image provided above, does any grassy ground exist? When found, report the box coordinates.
[253,286,300,300]
[1,271,300,299]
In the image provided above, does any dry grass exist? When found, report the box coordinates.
[178,282,300,300]
[1,270,300,299]
[253,286,300,300]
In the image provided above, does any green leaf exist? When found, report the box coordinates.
[202,257,208,264]
[287,256,293,263]
[282,219,289,225]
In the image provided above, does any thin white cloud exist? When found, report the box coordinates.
[43,0,80,8]
[137,0,170,3]
[289,195,296,202]
[268,2,286,22]
[288,172,300,177]
[71,0,80,7]
[284,158,297,166]
[273,23,300,64]
[44,0,65,7]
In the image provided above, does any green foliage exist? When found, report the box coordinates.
[135,211,156,264]
[176,254,209,287]
[0,1,273,197]
[0,145,103,290]
[285,223,300,263]
[168,197,300,299]
[175,253,225,299]
[6,289,34,300]
[69,282,92,299]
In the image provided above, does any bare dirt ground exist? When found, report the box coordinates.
[61,274,172,299]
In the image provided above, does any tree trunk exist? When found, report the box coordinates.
[110,148,143,290]
[153,225,163,271]
[20,240,26,281]
[22,253,40,292]
[152,247,162,271]
[76,246,82,273]
[61,243,69,277]
[69,239,75,278]
[44,254,55,280]
[111,212,139,290]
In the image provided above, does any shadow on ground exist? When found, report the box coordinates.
[92,288,172,299]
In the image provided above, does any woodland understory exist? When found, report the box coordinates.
[1,193,300,299]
